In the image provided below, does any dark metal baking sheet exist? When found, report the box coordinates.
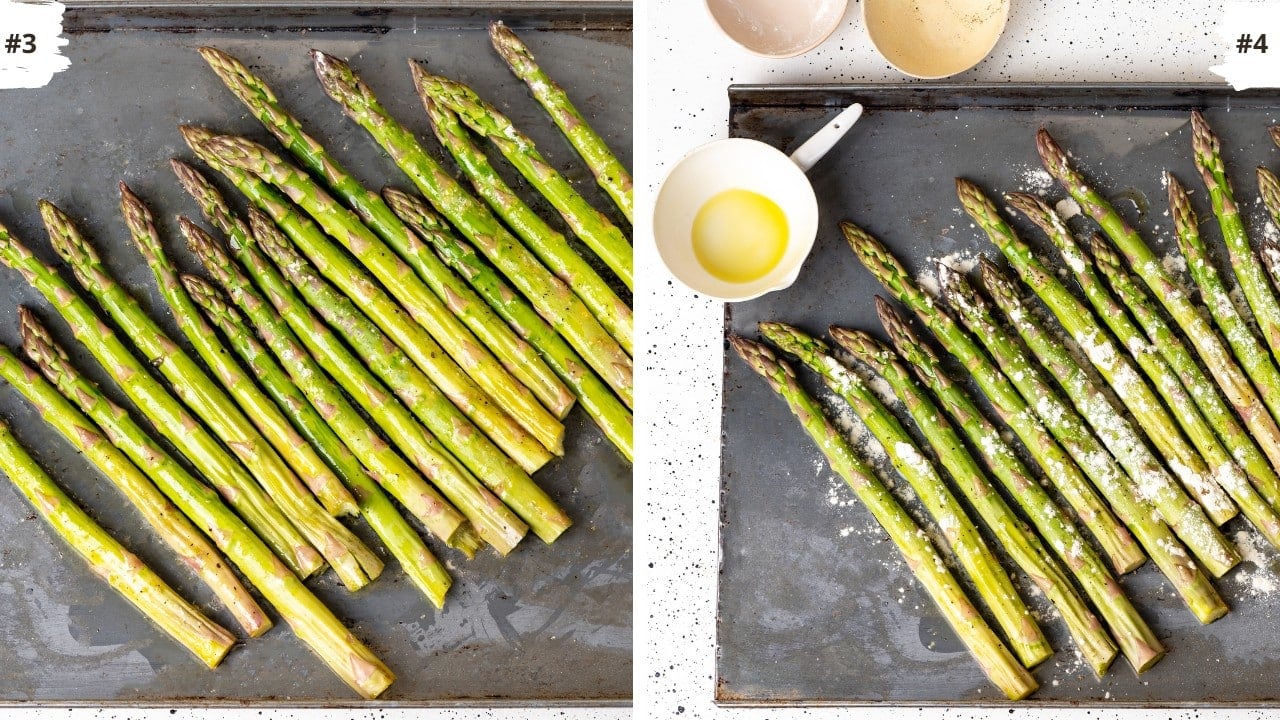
[0,1,630,706]
[717,83,1280,706]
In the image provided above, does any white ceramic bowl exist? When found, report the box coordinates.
[705,0,850,59]
[653,138,819,302]
[863,0,1010,79]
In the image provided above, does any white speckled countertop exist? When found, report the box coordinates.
[634,0,1280,717]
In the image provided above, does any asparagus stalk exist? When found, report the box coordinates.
[190,209,527,556]
[1161,179,1280,513]
[1253,236,1280,357]
[1192,111,1280,355]
[0,211,318,578]
[842,221,1144,574]
[834,324,1164,673]
[413,65,633,290]
[0,419,235,669]
[1252,165,1280,327]
[250,209,571,544]
[198,47,574,423]
[124,186,357,519]
[489,21,633,222]
[194,133,564,463]
[951,259,1239,591]
[171,160,481,558]
[20,317,396,698]
[414,78,633,354]
[55,192,381,592]
[307,58,634,406]
[0,341,269,638]
[1013,189,1280,534]
[186,132,557,472]
[175,225,481,561]
[729,336,1038,701]
[182,274,453,608]
[761,323,1053,668]
[1027,191,1280,518]
[959,180,1240,528]
[1038,129,1280,476]
[384,187,633,461]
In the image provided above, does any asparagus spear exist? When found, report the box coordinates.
[959,180,1240,528]
[1013,190,1280,528]
[947,259,1239,587]
[842,221,1144,574]
[1253,235,1280,356]
[195,133,564,462]
[171,160,481,558]
[189,210,527,556]
[834,324,1164,673]
[730,336,1038,701]
[0,341,269,638]
[1192,111,1280,355]
[489,22,633,222]
[1253,165,1280,323]
[0,212,318,578]
[250,209,571,544]
[55,192,381,592]
[413,65,633,290]
[0,419,235,669]
[762,323,1053,668]
[414,80,633,354]
[307,58,634,406]
[20,316,396,698]
[1038,129,1280,476]
[124,186,357,519]
[1162,178,1280,509]
[1025,191,1280,517]
[186,132,558,472]
[384,187,633,461]
[198,47,573,423]
[182,274,453,608]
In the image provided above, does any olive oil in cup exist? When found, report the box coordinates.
[654,104,862,301]
[692,189,790,284]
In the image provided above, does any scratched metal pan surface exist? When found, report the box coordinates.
[0,1,630,706]
[718,84,1280,706]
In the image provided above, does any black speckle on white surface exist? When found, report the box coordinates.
[636,0,1237,718]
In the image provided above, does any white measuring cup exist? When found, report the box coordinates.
[653,103,863,302]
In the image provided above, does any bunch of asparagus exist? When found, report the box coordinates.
[735,111,1280,699]
[0,23,630,699]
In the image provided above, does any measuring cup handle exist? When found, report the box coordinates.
[789,103,863,172]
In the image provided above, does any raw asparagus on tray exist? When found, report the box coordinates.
[0,27,630,698]
[727,111,1280,699]
[730,336,1038,701]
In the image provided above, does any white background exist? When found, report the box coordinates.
[635,0,1280,719]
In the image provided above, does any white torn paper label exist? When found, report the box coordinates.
[0,1,69,90]
[1211,1,1280,89]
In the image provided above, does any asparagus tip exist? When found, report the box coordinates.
[1003,191,1043,220]
[407,58,425,81]
[1035,127,1067,173]
[1259,166,1280,224]
[177,125,216,152]
[730,335,783,383]
[873,295,904,333]
[955,177,992,215]
[976,256,1018,304]
[1167,172,1195,231]
[311,48,347,84]
[17,306,67,369]
[828,325,882,363]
